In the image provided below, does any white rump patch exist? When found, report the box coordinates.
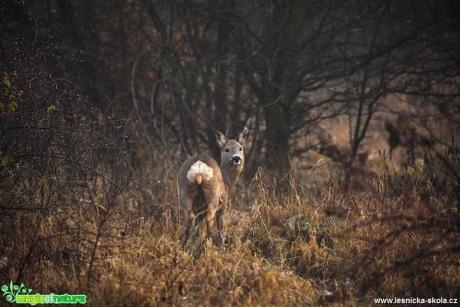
[187,161,214,183]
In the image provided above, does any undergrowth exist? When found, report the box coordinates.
[1,165,458,305]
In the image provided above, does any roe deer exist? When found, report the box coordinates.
[178,127,248,251]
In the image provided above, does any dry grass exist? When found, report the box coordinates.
[1,159,459,306]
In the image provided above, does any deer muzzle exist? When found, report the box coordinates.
[231,155,241,165]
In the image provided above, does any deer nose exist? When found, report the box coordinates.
[231,156,241,165]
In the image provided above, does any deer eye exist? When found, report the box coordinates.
[225,148,230,153]
[239,147,243,151]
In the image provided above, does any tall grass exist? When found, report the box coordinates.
[1,154,458,305]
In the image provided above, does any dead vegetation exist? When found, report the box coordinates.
[1,149,459,305]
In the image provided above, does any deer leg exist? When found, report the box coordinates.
[216,208,225,249]
[179,192,194,248]
[180,210,193,248]
[205,208,218,246]
[192,213,205,254]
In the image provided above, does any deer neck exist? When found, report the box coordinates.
[220,164,241,191]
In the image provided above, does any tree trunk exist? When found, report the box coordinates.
[264,103,291,179]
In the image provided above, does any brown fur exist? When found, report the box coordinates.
[178,128,248,252]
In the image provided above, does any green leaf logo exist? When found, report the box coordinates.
[1,281,33,303]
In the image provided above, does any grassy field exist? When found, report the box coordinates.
[1,151,459,306]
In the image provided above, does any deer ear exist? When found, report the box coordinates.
[237,127,249,144]
[215,130,227,148]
